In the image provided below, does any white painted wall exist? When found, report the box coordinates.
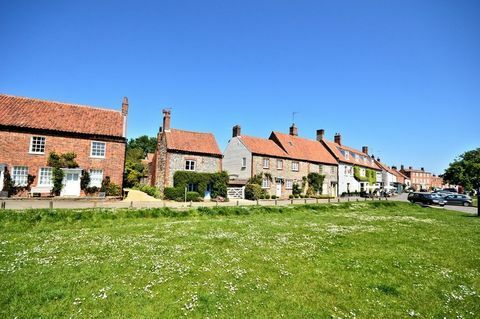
[223,137,252,180]
[338,163,361,194]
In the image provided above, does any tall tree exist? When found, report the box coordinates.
[443,148,480,192]
[127,135,157,154]
[124,136,157,187]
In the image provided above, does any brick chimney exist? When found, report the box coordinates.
[362,146,368,154]
[334,133,342,145]
[316,129,324,142]
[289,124,298,136]
[162,109,171,132]
[232,125,241,137]
[121,97,129,116]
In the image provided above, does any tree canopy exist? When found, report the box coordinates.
[443,148,480,191]
[124,135,157,187]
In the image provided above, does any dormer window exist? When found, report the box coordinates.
[344,151,350,160]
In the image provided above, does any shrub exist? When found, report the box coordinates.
[172,171,228,199]
[164,187,184,201]
[186,191,202,202]
[245,184,264,200]
[289,194,294,199]
[133,184,161,198]
[84,186,99,195]
[271,195,277,199]
[106,183,122,196]
[294,194,300,199]
[265,195,271,199]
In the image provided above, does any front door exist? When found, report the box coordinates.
[276,180,282,197]
[0,169,4,192]
[61,170,81,196]
[204,183,212,200]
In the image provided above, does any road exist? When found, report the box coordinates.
[0,193,477,215]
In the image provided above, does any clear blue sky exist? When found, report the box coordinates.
[1,0,479,175]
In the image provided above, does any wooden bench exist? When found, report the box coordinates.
[30,186,53,197]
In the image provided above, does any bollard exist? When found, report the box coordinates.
[316,198,319,204]
[163,202,166,208]
[1,201,5,209]
[216,201,219,207]
[130,201,133,208]
[49,200,53,210]
[275,199,277,206]
[356,198,359,202]
[347,197,350,202]
[338,198,340,203]
[304,198,307,204]
[256,199,259,206]
[291,199,294,205]
[236,200,239,206]
[328,197,331,203]
[365,197,367,201]
[190,201,193,207]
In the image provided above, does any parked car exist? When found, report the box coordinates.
[433,190,456,198]
[444,194,472,207]
[408,192,445,206]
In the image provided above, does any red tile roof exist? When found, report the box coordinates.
[0,94,125,137]
[271,132,337,165]
[374,160,397,175]
[165,129,222,156]
[238,135,289,158]
[323,140,381,170]
[391,168,408,183]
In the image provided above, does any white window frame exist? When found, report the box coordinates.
[344,151,350,160]
[29,136,46,154]
[262,178,270,189]
[291,161,299,172]
[285,179,293,190]
[241,157,247,168]
[277,159,283,170]
[38,167,53,186]
[263,158,270,169]
[12,166,28,187]
[89,169,103,188]
[90,141,106,158]
[185,160,196,171]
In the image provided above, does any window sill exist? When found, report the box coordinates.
[29,152,45,155]
[90,156,106,159]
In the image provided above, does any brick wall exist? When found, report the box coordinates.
[0,130,126,193]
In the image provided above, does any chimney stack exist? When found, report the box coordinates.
[334,133,342,145]
[232,125,241,137]
[316,129,325,142]
[121,97,129,116]
[362,146,368,154]
[162,109,171,132]
[392,166,397,170]
[289,124,298,136]
[401,165,404,170]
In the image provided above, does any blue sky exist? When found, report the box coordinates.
[1,0,479,175]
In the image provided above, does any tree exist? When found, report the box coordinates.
[444,148,480,216]
[443,148,480,192]
[124,136,157,188]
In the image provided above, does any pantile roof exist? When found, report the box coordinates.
[0,94,125,137]
[165,129,222,156]
[323,140,381,170]
[271,132,337,165]
[238,135,289,158]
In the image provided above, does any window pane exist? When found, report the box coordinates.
[89,169,103,187]
[91,141,106,157]
[12,166,28,186]
[30,136,46,153]
[39,167,53,185]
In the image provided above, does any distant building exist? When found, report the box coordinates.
[431,175,444,189]
[391,166,411,192]
[373,158,398,192]
[152,110,222,197]
[0,94,128,197]
[400,165,432,190]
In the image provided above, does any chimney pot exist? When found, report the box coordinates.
[162,109,171,132]
[392,166,397,170]
[232,125,241,137]
[122,97,129,116]
[289,124,298,136]
[401,165,404,170]
[409,166,413,170]
[316,129,325,142]
[421,167,424,171]
[377,157,380,162]
[334,133,342,145]
[362,146,368,154]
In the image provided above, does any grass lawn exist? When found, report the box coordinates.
[1,202,480,318]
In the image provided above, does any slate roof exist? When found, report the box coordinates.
[165,129,222,156]
[0,94,125,137]
[270,132,338,165]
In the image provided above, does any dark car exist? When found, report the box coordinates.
[444,194,472,207]
[408,192,445,206]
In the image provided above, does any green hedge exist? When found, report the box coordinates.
[172,171,228,199]
[133,184,161,198]
[164,187,185,201]
[245,184,266,200]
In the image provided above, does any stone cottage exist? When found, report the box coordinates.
[152,110,223,196]
[223,124,338,198]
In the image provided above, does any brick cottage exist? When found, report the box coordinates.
[0,94,128,196]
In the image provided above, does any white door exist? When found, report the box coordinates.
[61,172,81,196]
[276,180,282,197]
[0,170,4,191]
